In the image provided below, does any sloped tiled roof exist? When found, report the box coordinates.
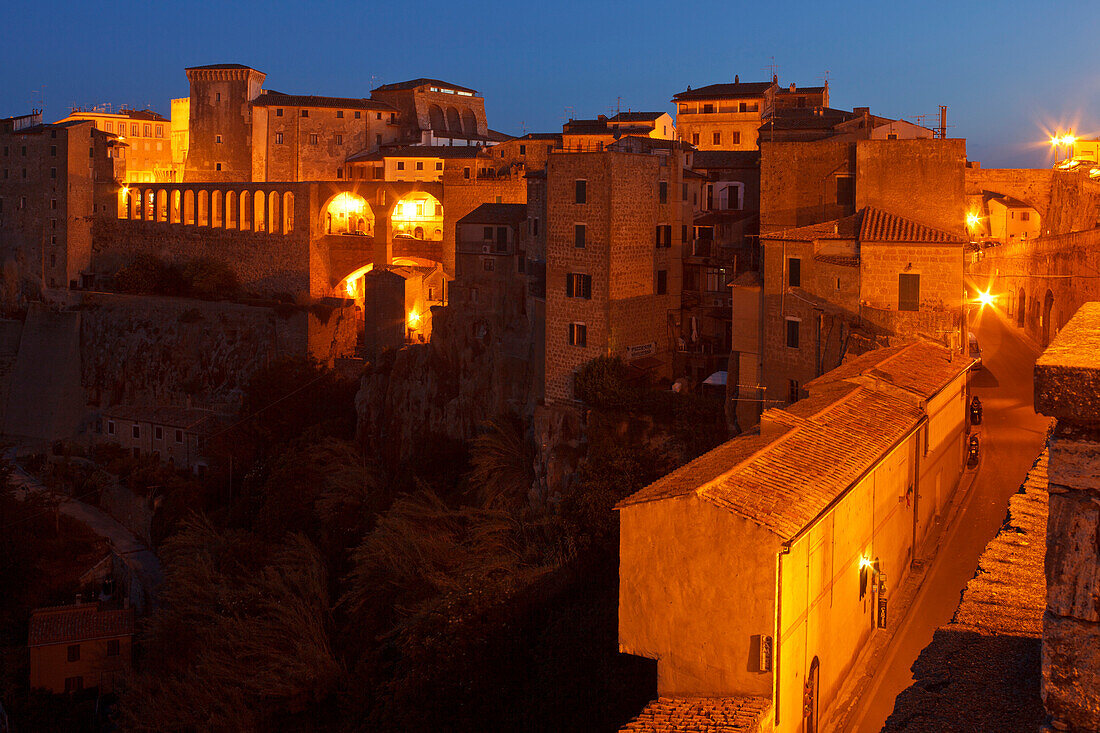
[458,203,527,225]
[764,212,861,241]
[806,341,973,398]
[609,111,666,123]
[346,145,483,162]
[253,92,393,111]
[620,696,771,732]
[859,206,966,243]
[672,82,775,102]
[29,603,135,647]
[372,78,478,94]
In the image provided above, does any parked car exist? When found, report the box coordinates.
[968,332,982,370]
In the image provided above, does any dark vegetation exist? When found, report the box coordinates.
[2,355,726,731]
[112,254,240,300]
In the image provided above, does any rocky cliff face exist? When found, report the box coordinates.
[356,301,537,466]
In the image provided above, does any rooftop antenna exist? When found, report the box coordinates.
[937,105,948,139]
[764,57,779,82]
[563,105,575,122]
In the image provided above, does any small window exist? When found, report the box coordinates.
[416,161,424,170]
[175,429,183,443]
[107,420,115,435]
[483,226,493,241]
[354,111,361,119]
[64,676,84,693]
[155,125,163,138]
[132,425,140,439]
[533,218,539,236]
[336,110,344,118]
[50,145,56,156]
[574,224,586,248]
[376,112,382,121]
[566,273,592,299]
[67,644,80,662]
[732,131,741,145]
[788,258,801,288]
[659,181,668,204]
[276,108,283,117]
[788,379,800,404]
[899,273,920,311]
[143,124,151,137]
[131,123,138,136]
[275,132,283,144]
[107,639,120,657]
[656,269,668,295]
[50,167,56,179]
[692,132,700,146]
[575,179,587,204]
[519,144,526,155]
[215,135,222,144]
[463,167,471,179]
[483,259,494,271]
[568,322,587,347]
[786,318,800,349]
[336,134,343,145]
[154,426,163,441]
[396,161,405,170]
[215,92,221,102]
[216,163,222,171]
[309,134,318,145]
[712,131,721,145]
[301,110,309,118]
[435,162,443,170]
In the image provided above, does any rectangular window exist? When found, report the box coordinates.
[574,224,586,248]
[786,318,800,349]
[107,420,115,435]
[376,112,382,121]
[275,132,283,144]
[335,134,343,144]
[215,135,222,144]
[132,425,140,439]
[301,110,309,117]
[692,132,700,146]
[659,181,668,204]
[107,639,120,657]
[568,322,587,347]
[50,167,56,179]
[836,175,855,207]
[655,225,672,248]
[143,124,151,137]
[276,108,283,117]
[50,145,56,156]
[732,131,741,145]
[336,110,344,118]
[175,429,183,443]
[899,273,920,311]
[64,677,84,693]
[533,218,539,236]
[215,92,221,102]
[435,162,442,170]
[713,131,721,145]
[354,111,361,119]
[416,161,424,170]
[575,179,587,204]
[154,426,163,441]
[67,645,80,662]
[483,258,495,272]
[131,123,138,136]
[215,163,222,171]
[483,226,493,241]
[656,269,668,295]
[788,258,801,288]
[309,134,318,145]
[566,273,592,299]
[396,161,405,170]
[519,144,526,155]
[463,167,470,179]
[155,125,163,138]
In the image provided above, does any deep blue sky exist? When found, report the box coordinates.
[3,0,1098,167]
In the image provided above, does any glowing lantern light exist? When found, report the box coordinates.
[407,310,421,329]
[966,212,981,228]
[976,290,995,307]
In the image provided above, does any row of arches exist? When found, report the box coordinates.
[426,104,477,136]
[1015,287,1061,345]
[119,188,296,234]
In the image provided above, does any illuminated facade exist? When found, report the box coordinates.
[57,107,172,183]
[391,192,444,240]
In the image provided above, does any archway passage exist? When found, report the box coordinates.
[392,192,443,240]
[324,192,375,236]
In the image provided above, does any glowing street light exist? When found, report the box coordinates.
[407,310,421,329]
[976,290,996,308]
[966,212,982,229]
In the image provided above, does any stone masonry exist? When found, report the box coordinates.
[1034,301,1100,731]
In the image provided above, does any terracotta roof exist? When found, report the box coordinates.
[813,252,859,267]
[372,78,478,95]
[777,85,827,94]
[805,341,973,398]
[346,145,483,162]
[882,450,1049,731]
[757,107,855,131]
[859,206,966,243]
[764,212,861,241]
[672,82,775,102]
[253,92,392,110]
[609,111,666,123]
[28,603,134,647]
[620,696,771,732]
[518,132,562,141]
[458,203,527,226]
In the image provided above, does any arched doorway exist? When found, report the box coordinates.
[1043,289,1055,345]
[1017,289,1026,327]
[392,192,443,240]
[323,192,374,236]
[804,656,820,733]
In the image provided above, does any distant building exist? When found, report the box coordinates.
[29,602,134,694]
[454,203,529,311]
[986,194,1040,244]
[0,111,123,293]
[97,405,220,473]
[361,263,449,356]
[57,107,173,183]
[369,78,490,147]
[617,341,973,733]
[561,112,675,152]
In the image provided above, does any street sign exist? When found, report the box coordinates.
[878,596,888,629]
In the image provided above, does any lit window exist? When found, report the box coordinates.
[568,323,587,347]
[275,132,283,144]
[566,273,592,299]
[309,134,318,145]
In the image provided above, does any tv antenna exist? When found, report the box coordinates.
[763,57,779,80]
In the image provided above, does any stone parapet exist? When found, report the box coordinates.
[1035,300,1100,731]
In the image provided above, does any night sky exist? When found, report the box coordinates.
[2,0,1098,167]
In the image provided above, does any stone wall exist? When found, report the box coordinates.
[1034,301,1100,731]
[77,291,357,411]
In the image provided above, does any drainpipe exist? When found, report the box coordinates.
[774,544,790,728]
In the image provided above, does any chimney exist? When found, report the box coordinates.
[789,83,796,92]
[734,75,739,84]
[75,593,83,606]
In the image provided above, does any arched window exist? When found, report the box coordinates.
[183,190,195,225]
[446,107,461,133]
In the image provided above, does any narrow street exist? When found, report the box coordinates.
[850,303,1051,731]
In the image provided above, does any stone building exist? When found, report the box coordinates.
[29,602,134,694]
[543,142,691,403]
[96,404,219,472]
[0,111,123,297]
[561,112,674,152]
[360,263,448,357]
[368,78,489,146]
[672,77,828,151]
[617,341,972,733]
[57,107,173,183]
[454,203,529,310]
